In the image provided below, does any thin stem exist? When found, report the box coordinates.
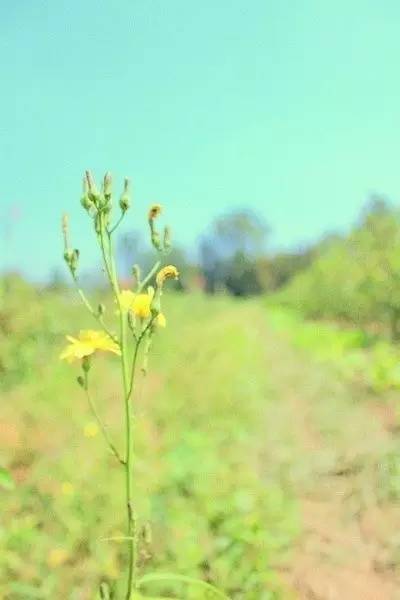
[71,274,118,342]
[128,318,155,398]
[83,372,125,466]
[99,215,137,599]
[108,211,125,235]
[137,260,161,292]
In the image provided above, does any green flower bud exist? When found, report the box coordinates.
[63,248,79,274]
[82,355,91,373]
[119,178,131,212]
[81,193,93,211]
[85,170,101,204]
[63,249,73,264]
[81,176,93,211]
[103,172,112,201]
[151,231,162,252]
[163,226,172,252]
[151,295,161,316]
[76,375,85,388]
[97,303,105,317]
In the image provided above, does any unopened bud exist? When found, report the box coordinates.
[77,375,85,388]
[151,231,162,252]
[81,177,93,211]
[148,204,162,221]
[103,172,112,201]
[62,213,69,235]
[163,226,171,252]
[97,303,105,317]
[85,170,101,204]
[82,355,91,373]
[119,178,131,212]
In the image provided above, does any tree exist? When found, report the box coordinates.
[199,210,269,296]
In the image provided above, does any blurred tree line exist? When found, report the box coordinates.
[117,210,315,297]
[276,195,400,339]
[44,195,400,339]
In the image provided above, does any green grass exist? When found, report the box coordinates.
[0,285,298,599]
[3,282,400,598]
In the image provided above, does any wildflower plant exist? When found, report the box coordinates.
[61,172,227,600]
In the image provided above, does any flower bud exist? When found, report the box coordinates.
[76,375,85,388]
[103,172,112,201]
[62,213,69,236]
[85,170,101,204]
[81,177,93,211]
[97,303,105,317]
[148,204,162,222]
[119,178,131,212]
[82,355,91,373]
[163,226,172,252]
[151,231,162,252]
[156,265,179,287]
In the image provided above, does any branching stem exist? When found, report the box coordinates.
[83,371,125,466]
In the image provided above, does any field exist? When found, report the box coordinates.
[2,279,400,598]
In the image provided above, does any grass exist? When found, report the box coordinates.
[0,284,298,599]
[3,280,400,598]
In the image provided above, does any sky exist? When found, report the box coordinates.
[2,0,400,280]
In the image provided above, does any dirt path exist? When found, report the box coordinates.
[263,318,400,600]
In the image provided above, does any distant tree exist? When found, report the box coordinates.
[199,210,269,296]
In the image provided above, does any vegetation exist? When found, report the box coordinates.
[0,280,298,599]
[275,196,400,339]
[4,184,400,597]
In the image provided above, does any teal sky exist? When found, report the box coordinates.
[2,1,400,279]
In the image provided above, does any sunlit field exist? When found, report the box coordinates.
[1,280,299,599]
[3,274,400,598]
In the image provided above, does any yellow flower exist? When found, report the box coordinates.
[84,422,99,438]
[156,265,179,287]
[132,293,152,319]
[119,290,136,312]
[118,290,152,319]
[48,548,68,568]
[60,330,120,363]
[156,313,166,328]
[148,204,162,220]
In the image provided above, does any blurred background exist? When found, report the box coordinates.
[2,1,400,598]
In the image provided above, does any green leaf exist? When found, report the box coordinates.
[0,467,15,490]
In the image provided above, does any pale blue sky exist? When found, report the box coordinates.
[2,1,400,279]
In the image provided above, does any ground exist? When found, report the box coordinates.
[2,292,400,598]
[263,314,400,599]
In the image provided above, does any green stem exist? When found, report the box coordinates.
[137,260,161,292]
[83,372,125,465]
[71,274,118,342]
[99,215,137,599]
[108,211,125,235]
